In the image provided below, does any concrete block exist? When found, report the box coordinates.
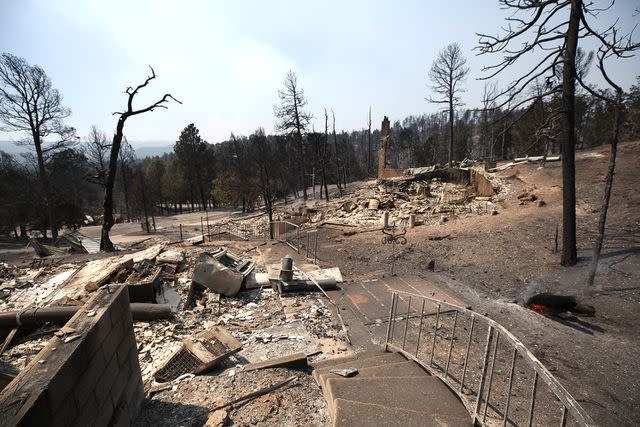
[72,351,105,409]
[75,392,99,425]
[94,354,118,404]
[50,394,78,427]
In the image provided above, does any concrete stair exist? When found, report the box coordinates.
[313,351,472,427]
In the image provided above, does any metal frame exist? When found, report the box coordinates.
[384,290,596,427]
[270,221,301,253]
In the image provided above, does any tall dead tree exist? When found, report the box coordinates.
[427,43,470,168]
[477,0,635,267]
[0,53,76,238]
[274,71,312,201]
[332,110,342,195]
[367,106,372,177]
[480,82,497,160]
[84,125,110,187]
[100,66,180,251]
[577,31,638,286]
[251,128,275,237]
[321,109,330,202]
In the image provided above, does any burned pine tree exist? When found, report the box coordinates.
[100,66,180,251]
[0,53,77,238]
[427,43,470,168]
[476,0,635,267]
[274,71,312,201]
[251,128,276,235]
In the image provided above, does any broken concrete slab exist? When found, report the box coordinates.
[307,267,343,284]
[192,253,243,297]
[130,244,165,264]
[84,257,134,292]
[243,352,308,372]
[156,249,185,265]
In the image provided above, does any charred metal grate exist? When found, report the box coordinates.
[154,348,201,382]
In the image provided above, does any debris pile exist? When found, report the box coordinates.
[259,169,506,228]
[0,237,347,425]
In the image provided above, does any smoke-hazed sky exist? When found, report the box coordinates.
[1,0,638,147]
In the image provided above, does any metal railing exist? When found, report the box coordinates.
[202,219,268,241]
[384,291,595,427]
[270,221,300,253]
[305,229,319,264]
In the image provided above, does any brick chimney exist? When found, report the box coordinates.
[378,116,390,178]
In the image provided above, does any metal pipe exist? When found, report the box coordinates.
[384,292,397,350]
[483,331,500,423]
[415,300,426,357]
[503,347,518,426]
[430,304,441,367]
[527,371,539,427]
[402,296,412,350]
[460,315,476,394]
[445,310,459,378]
[0,303,172,328]
[474,325,494,423]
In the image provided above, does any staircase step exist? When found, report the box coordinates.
[325,376,469,420]
[332,398,471,427]
[312,352,405,385]
[318,360,427,390]
[310,348,385,370]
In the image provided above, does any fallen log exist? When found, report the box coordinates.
[0,303,172,328]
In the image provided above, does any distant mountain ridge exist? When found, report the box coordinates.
[0,140,174,159]
[134,145,174,158]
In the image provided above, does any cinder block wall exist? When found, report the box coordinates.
[0,285,144,427]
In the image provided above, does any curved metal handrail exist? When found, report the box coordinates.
[384,290,596,427]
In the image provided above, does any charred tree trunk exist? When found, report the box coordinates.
[367,106,372,178]
[32,133,58,238]
[332,111,342,195]
[448,98,454,168]
[559,0,581,266]
[100,118,125,251]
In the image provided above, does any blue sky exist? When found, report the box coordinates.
[1,0,638,147]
